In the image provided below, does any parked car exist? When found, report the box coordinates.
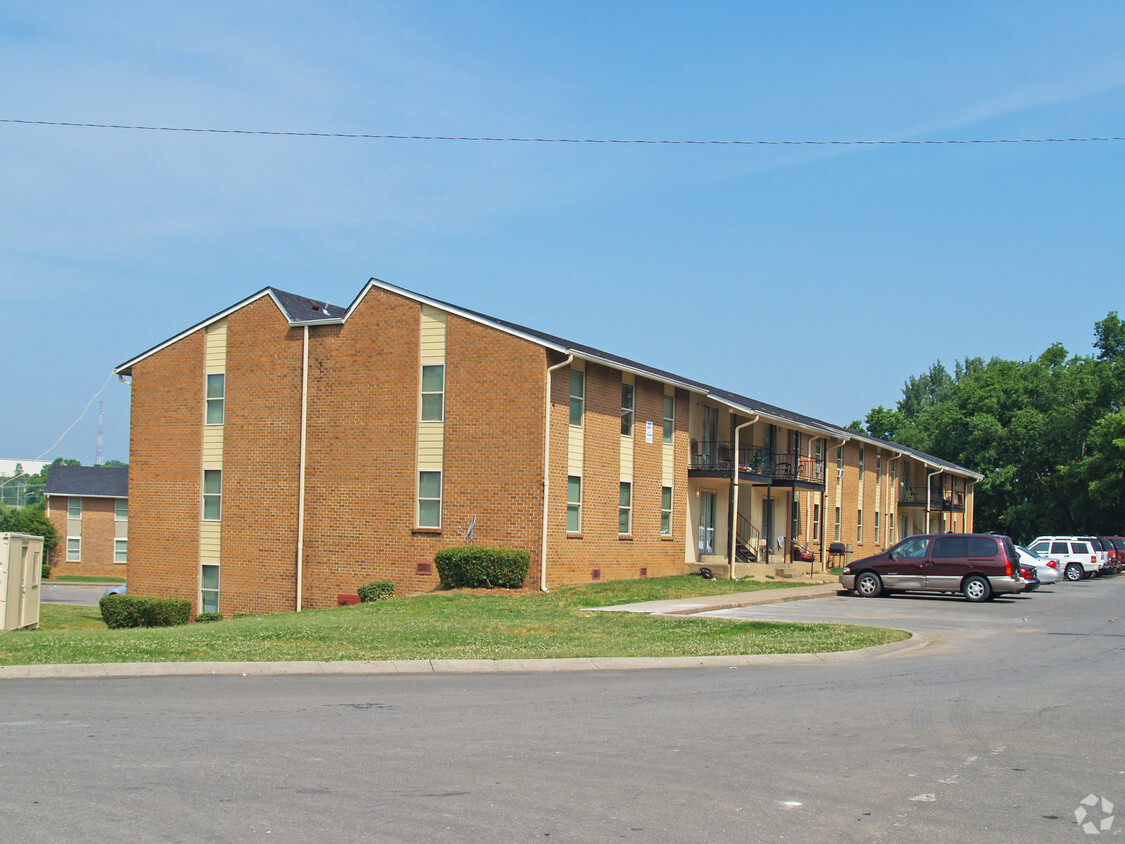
[840,533,1024,602]
[1027,537,1100,582]
[1019,564,1040,592]
[1095,536,1122,574]
[102,584,127,597]
[1015,545,1061,585]
[1103,537,1125,573]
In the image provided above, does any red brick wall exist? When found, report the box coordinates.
[127,329,205,605]
[45,495,124,578]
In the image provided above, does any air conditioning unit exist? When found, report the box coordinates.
[836,468,845,479]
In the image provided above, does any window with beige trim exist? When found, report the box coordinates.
[662,396,674,444]
[201,564,220,614]
[418,471,442,528]
[420,365,445,422]
[834,506,841,542]
[813,502,821,541]
[874,511,880,544]
[203,470,222,521]
[206,373,225,425]
[619,482,632,534]
[621,383,635,436]
[569,370,584,427]
[66,537,80,561]
[567,476,582,532]
[114,538,127,563]
[660,486,672,535]
[857,509,863,543]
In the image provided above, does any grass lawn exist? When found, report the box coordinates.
[2,576,906,666]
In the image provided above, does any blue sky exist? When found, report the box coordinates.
[3,1,1124,465]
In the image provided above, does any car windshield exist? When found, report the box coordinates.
[893,537,929,559]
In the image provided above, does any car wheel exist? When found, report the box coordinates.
[855,571,883,598]
[1065,563,1083,582]
[963,575,991,603]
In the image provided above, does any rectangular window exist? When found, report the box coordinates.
[858,447,865,480]
[815,440,824,476]
[876,454,882,483]
[420,364,445,422]
[621,382,635,436]
[567,475,582,533]
[114,538,127,563]
[569,369,585,427]
[813,502,821,541]
[67,498,82,519]
[201,564,220,614]
[662,395,674,444]
[203,469,222,521]
[874,511,880,543]
[834,506,841,542]
[619,482,632,534]
[206,373,225,425]
[66,537,80,561]
[115,499,128,521]
[660,486,672,535]
[888,519,895,545]
[418,471,442,528]
[857,509,863,543]
[836,446,844,471]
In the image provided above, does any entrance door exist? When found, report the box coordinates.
[699,491,716,555]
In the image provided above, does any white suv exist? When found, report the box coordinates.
[1028,537,1100,581]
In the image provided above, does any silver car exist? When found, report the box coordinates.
[1015,545,1061,585]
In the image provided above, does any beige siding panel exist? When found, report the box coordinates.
[568,426,583,476]
[67,518,81,537]
[205,318,228,371]
[418,423,444,471]
[662,441,674,486]
[419,305,447,364]
[620,433,634,481]
[202,425,224,465]
[199,521,221,564]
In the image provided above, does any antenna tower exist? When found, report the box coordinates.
[95,401,105,466]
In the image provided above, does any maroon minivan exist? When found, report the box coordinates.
[840,533,1024,602]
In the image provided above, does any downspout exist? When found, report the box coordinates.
[296,325,309,612]
[727,415,758,579]
[887,452,903,543]
[926,466,944,534]
[541,354,574,592]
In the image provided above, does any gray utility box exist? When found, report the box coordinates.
[1,532,43,631]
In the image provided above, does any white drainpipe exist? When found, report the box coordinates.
[296,325,309,611]
[541,354,574,592]
[926,466,944,534]
[728,415,759,579]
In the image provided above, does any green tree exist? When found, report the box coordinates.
[0,501,58,550]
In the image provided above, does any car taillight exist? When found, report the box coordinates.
[1047,560,1058,569]
[1006,560,1012,577]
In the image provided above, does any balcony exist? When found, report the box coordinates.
[689,441,824,486]
[898,485,966,512]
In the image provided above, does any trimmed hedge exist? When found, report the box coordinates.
[99,594,192,629]
[357,581,395,602]
[434,546,530,589]
[42,562,51,581]
[194,612,223,624]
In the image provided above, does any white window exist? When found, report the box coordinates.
[857,509,863,543]
[115,499,128,521]
[836,447,844,472]
[619,482,632,534]
[206,373,225,425]
[876,454,882,483]
[874,511,880,544]
[421,364,445,422]
[201,564,220,614]
[68,498,82,519]
[203,470,222,521]
[567,476,582,533]
[569,369,584,427]
[888,519,895,546]
[621,382,635,436]
[834,506,841,542]
[66,537,80,561]
[114,538,127,563]
[662,395,674,444]
[418,471,442,528]
[813,502,821,541]
[661,486,672,535]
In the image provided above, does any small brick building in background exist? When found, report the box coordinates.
[115,278,980,617]
[45,465,128,578]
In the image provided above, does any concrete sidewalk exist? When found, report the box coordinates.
[589,581,843,615]
[2,579,925,680]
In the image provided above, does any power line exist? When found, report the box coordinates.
[2,117,1124,146]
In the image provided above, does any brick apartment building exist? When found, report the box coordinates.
[115,278,980,617]
[44,465,129,577]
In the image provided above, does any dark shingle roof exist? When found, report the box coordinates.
[269,288,345,323]
[45,466,128,498]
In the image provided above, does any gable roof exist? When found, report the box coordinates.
[45,466,128,498]
[115,277,983,481]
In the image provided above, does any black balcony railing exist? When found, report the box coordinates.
[899,484,967,510]
[690,441,825,483]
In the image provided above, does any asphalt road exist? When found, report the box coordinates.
[4,578,1124,841]
[40,584,112,606]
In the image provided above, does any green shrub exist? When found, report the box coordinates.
[99,594,192,629]
[195,612,223,623]
[42,562,50,580]
[433,546,530,589]
[357,581,395,602]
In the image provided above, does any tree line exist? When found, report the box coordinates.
[849,312,1124,544]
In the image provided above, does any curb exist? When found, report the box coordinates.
[0,632,925,680]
